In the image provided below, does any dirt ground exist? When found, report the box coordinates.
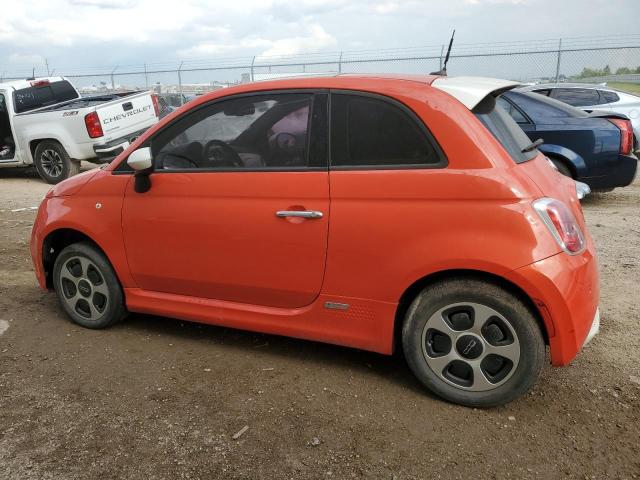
[0,166,639,480]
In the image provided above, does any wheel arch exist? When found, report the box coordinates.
[393,269,549,353]
[537,144,586,178]
[29,138,64,163]
[42,227,112,289]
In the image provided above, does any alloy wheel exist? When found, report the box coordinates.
[40,149,64,178]
[58,256,110,321]
[421,302,521,391]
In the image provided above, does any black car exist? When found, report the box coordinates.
[498,90,637,191]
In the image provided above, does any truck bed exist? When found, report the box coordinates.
[25,91,143,113]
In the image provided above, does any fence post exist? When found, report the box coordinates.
[110,65,118,91]
[144,63,149,89]
[250,56,256,82]
[178,61,184,105]
[555,38,562,83]
[338,51,343,73]
[439,44,445,71]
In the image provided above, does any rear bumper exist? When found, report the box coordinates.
[510,246,599,366]
[93,127,149,163]
[582,154,637,189]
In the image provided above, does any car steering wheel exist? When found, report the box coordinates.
[203,140,243,168]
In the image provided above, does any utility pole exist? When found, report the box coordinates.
[250,56,256,82]
[110,65,118,91]
[555,38,562,83]
[439,44,445,71]
[338,51,343,74]
[178,61,184,105]
[144,63,149,89]
[44,57,50,76]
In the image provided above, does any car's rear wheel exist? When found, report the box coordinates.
[34,141,80,184]
[53,242,127,329]
[402,278,545,407]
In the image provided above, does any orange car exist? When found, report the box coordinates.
[30,74,600,407]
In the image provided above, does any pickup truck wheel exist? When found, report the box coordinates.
[34,141,80,184]
[402,278,545,407]
[53,242,127,329]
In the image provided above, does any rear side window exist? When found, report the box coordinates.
[474,96,538,164]
[600,90,620,103]
[551,88,600,107]
[13,80,79,113]
[331,93,443,168]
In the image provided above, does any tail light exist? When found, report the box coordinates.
[609,118,633,155]
[151,94,160,117]
[533,198,586,255]
[84,111,104,139]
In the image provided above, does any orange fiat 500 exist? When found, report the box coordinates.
[30,75,600,407]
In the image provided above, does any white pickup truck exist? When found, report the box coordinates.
[0,77,159,183]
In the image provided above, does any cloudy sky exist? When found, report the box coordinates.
[0,0,638,78]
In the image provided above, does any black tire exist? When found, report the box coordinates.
[402,278,545,408]
[548,156,573,178]
[53,242,127,329]
[34,141,80,184]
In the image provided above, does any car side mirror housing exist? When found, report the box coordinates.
[128,147,153,171]
[127,147,153,193]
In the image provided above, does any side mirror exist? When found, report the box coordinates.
[127,147,153,193]
[127,147,153,171]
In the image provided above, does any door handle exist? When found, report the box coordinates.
[276,210,323,219]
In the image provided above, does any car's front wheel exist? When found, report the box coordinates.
[53,242,127,329]
[402,278,545,407]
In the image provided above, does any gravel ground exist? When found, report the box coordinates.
[0,167,639,479]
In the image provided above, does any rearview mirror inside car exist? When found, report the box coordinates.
[127,147,153,171]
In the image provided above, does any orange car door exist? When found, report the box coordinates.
[121,92,329,308]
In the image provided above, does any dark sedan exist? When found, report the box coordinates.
[499,90,637,191]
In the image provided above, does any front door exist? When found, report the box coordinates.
[121,91,329,308]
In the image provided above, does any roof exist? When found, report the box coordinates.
[431,76,520,109]
[518,82,611,91]
[0,76,68,91]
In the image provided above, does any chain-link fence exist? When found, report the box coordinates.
[2,34,639,102]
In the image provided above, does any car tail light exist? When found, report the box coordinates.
[30,79,50,87]
[151,94,160,117]
[84,112,104,138]
[533,198,586,255]
[609,118,633,155]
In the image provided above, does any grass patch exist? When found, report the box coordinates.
[607,82,640,96]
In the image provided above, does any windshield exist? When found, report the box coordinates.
[474,95,538,164]
[13,80,79,113]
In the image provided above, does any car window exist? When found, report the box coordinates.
[496,97,528,124]
[600,90,620,103]
[508,91,589,121]
[532,89,551,97]
[330,93,442,168]
[153,93,314,170]
[475,96,538,164]
[551,88,600,107]
[12,80,79,113]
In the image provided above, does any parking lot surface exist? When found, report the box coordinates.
[0,167,639,479]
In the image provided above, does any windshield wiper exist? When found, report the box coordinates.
[521,138,544,153]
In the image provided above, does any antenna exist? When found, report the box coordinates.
[430,30,455,76]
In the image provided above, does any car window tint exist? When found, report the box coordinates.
[13,80,79,113]
[153,94,313,170]
[496,97,528,124]
[552,88,600,107]
[475,96,537,164]
[600,90,620,103]
[508,91,588,121]
[532,89,551,97]
[331,94,440,167]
